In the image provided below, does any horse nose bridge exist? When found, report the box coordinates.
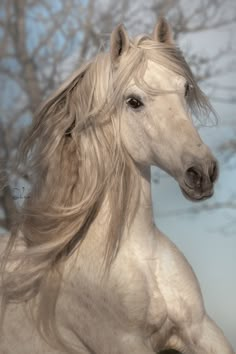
[177,117,202,144]
[193,141,213,157]
[183,143,217,173]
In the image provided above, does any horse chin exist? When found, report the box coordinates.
[180,186,214,202]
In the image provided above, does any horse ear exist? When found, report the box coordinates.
[110,24,129,63]
[153,17,174,44]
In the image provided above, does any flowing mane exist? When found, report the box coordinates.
[1,31,215,350]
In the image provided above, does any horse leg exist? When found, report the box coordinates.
[182,315,235,354]
[125,342,155,354]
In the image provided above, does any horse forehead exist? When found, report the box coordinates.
[144,60,185,90]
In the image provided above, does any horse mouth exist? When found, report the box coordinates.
[180,186,214,202]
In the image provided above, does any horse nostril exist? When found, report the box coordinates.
[185,167,202,189]
[209,161,218,183]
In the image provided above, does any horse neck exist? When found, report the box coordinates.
[77,166,155,262]
[125,166,154,241]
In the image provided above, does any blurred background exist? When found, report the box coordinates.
[0,0,235,351]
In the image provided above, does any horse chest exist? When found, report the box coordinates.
[111,256,168,333]
[59,244,168,348]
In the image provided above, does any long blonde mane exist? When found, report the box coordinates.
[0,34,214,349]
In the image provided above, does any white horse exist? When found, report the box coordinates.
[0,18,234,354]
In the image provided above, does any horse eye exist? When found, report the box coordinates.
[126,96,144,109]
[184,82,191,97]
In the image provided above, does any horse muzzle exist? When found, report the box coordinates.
[180,159,218,202]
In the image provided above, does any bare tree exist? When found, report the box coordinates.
[0,0,235,232]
